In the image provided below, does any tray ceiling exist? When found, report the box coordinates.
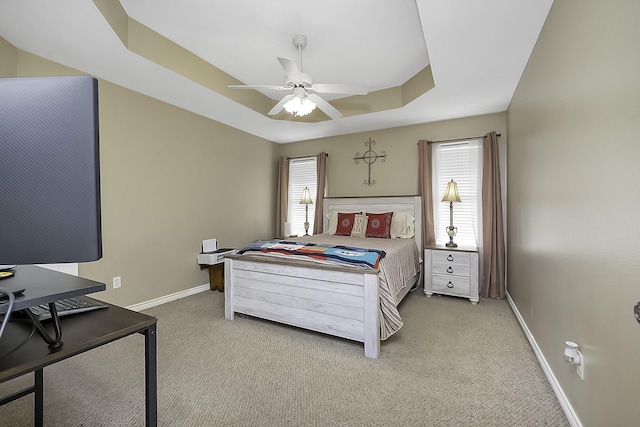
[0,0,554,143]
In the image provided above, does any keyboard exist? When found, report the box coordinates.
[28,297,108,321]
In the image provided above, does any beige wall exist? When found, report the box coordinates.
[0,38,17,76]
[2,47,278,307]
[507,0,640,425]
[278,113,507,198]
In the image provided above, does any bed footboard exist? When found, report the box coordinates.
[224,256,381,358]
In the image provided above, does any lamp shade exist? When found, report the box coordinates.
[441,180,461,203]
[299,187,313,205]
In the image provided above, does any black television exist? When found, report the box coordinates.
[0,75,102,267]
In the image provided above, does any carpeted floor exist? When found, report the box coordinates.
[0,289,568,426]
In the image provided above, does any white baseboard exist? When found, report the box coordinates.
[506,292,582,427]
[126,283,210,312]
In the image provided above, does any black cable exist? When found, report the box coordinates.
[0,317,36,358]
[0,289,15,339]
[0,290,36,358]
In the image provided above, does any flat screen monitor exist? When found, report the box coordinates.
[0,75,102,266]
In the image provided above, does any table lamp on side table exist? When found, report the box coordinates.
[442,179,461,247]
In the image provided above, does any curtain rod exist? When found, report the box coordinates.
[423,133,501,145]
[285,153,329,160]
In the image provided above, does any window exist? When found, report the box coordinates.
[288,157,317,236]
[432,140,482,247]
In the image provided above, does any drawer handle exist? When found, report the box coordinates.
[447,281,454,288]
[447,254,454,261]
[446,266,454,274]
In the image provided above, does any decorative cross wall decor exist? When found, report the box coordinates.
[353,137,387,186]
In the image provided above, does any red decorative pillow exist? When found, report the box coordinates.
[365,212,393,238]
[335,212,357,236]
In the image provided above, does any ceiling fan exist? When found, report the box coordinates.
[227,35,368,120]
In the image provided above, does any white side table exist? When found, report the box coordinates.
[424,245,479,305]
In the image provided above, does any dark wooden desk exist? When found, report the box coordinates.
[0,301,157,426]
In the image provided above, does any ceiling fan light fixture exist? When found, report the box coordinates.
[284,94,316,117]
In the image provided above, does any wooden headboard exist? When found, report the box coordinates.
[322,196,422,255]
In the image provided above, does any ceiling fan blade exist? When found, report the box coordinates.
[310,83,368,95]
[277,57,302,83]
[308,94,342,120]
[267,94,295,116]
[227,84,290,91]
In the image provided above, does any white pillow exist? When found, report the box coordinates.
[326,210,361,234]
[390,212,415,238]
[350,214,369,238]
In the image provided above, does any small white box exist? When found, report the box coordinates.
[202,238,217,253]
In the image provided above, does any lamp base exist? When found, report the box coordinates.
[303,203,310,236]
[445,225,458,248]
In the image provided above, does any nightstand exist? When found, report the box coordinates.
[424,244,479,305]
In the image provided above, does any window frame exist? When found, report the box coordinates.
[287,156,318,236]
[432,139,482,248]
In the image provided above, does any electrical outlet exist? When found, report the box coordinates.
[576,350,584,380]
[112,276,121,289]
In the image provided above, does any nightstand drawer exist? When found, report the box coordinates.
[432,262,470,277]
[432,274,471,297]
[431,250,470,265]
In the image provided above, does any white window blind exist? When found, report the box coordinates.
[432,140,482,247]
[288,157,317,236]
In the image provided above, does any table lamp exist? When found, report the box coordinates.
[441,179,461,247]
[299,187,313,236]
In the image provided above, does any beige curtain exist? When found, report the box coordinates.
[417,140,436,247]
[481,132,506,298]
[275,156,289,238]
[313,152,328,235]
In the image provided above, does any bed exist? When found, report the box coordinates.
[224,196,422,358]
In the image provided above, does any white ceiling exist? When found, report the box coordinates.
[0,0,553,143]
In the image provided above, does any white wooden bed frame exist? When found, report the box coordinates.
[224,196,422,358]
